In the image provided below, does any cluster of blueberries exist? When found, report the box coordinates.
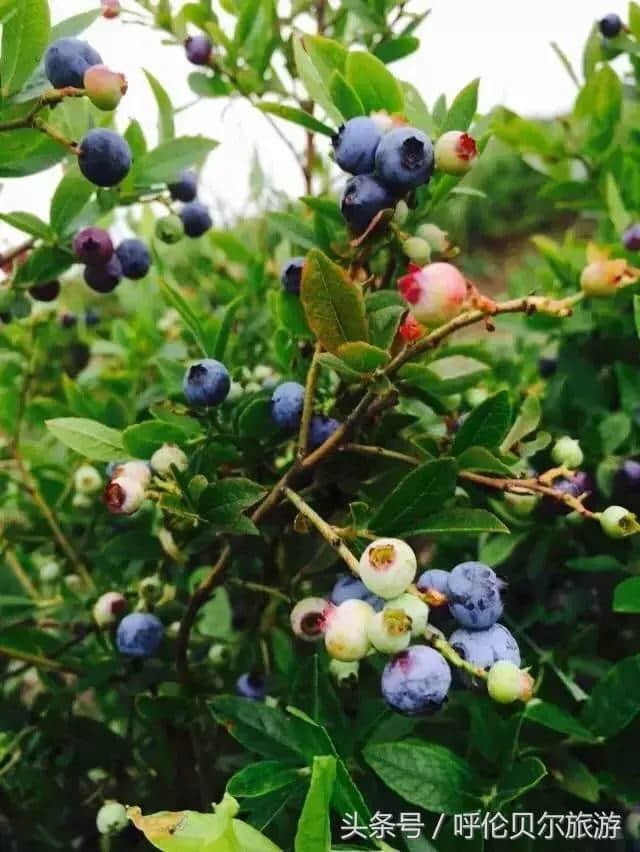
[290,537,531,715]
[73,228,151,293]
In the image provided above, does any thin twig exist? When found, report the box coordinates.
[297,342,322,460]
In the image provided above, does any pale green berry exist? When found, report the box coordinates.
[367,608,412,654]
[384,592,429,637]
[155,214,184,244]
[329,659,359,684]
[358,538,417,599]
[166,620,181,639]
[208,643,231,666]
[96,801,128,835]
[416,223,449,253]
[138,575,163,603]
[324,599,373,661]
[600,505,639,538]
[39,560,61,583]
[93,591,127,627]
[487,661,534,704]
[466,386,489,407]
[290,597,331,642]
[403,237,431,265]
[552,436,584,469]
[74,463,102,494]
[505,492,539,517]
[393,199,409,225]
[150,442,188,476]
[626,811,640,840]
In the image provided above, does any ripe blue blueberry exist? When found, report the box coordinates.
[308,414,340,450]
[374,127,434,193]
[538,356,557,378]
[449,623,520,670]
[270,381,305,430]
[73,227,114,265]
[116,239,151,280]
[281,257,304,294]
[168,169,198,202]
[614,459,640,497]
[341,174,395,235]
[623,223,640,251]
[78,129,132,187]
[29,280,60,302]
[179,201,212,238]
[416,568,451,607]
[542,471,594,517]
[330,574,384,611]
[599,13,622,38]
[381,645,451,715]
[85,308,100,326]
[185,34,212,65]
[332,117,383,175]
[448,562,504,630]
[84,255,123,293]
[235,672,266,700]
[183,359,230,406]
[116,612,163,657]
[44,37,102,88]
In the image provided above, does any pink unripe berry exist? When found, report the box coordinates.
[291,597,333,642]
[358,538,417,599]
[101,0,120,18]
[103,475,145,515]
[580,259,627,296]
[366,608,412,654]
[111,460,152,487]
[93,591,127,627]
[324,599,373,661]
[434,131,478,174]
[83,65,127,111]
[397,262,467,327]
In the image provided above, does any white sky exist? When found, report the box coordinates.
[0,0,629,247]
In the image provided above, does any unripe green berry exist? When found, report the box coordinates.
[505,492,539,517]
[329,658,359,685]
[39,559,61,583]
[166,620,181,639]
[208,643,231,666]
[552,436,584,469]
[600,504,640,538]
[487,661,534,704]
[367,608,412,654]
[155,214,184,244]
[74,463,102,494]
[96,801,128,835]
[150,442,188,476]
[358,538,417,599]
[384,592,429,637]
[403,237,431,265]
[138,574,163,603]
[83,65,127,111]
[324,599,373,661]
[393,200,409,225]
[416,223,449,253]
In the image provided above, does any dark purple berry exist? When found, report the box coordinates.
[29,280,60,302]
[85,308,100,326]
[623,223,640,251]
[599,13,622,38]
[168,169,198,202]
[281,257,304,294]
[538,356,557,378]
[185,34,212,65]
[83,255,123,293]
[60,312,77,328]
[73,227,114,265]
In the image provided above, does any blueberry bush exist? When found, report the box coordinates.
[1,1,640,850]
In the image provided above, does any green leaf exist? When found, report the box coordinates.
[634,295,640,339]
[258,102,334,137]
[209,696,336,762]
[549,754,600,803]
[131,136,217,186]
[0,127,65,177]
[293,37,343,125]
[374,36,419,64]
[452,390,512,455]
[369,458,457,536]
[441,78,479,132]
[294,756,336,852]
[499,395,540,453]
[13,245,72,285]
[144,69,175,144]
[188,71,231,98]
[613,576,640,612]
[214,296,244,361]
[335,341,389,373]
[524,699,598,741]
[598,411,631,453]
[300,249,368,353]
[328,71,364,119]
[199,478,265,521]
[268,212,316,250]
[631,1,640,39]
[227,761,303,798]
[345,51,404,114]
[581,654,640,737]
[0,0,50,96]
[122,421,187,458]
[399,357,490,396]
[49,172,94,237]
[410,508,509,535]
[158,278,210,357]
[0,211,50,240]
[566,554,624,573]
[457,447,513,476]
[493,757,546,809]
[278,291,312,338]
[45,417,124,461]
[605,172,631,233]
[367,303,405,349]
[363,740,480,814]
[401,82,435,135]
[572,65,622,156]
[303,35,347,82]
[198,588,233,639]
